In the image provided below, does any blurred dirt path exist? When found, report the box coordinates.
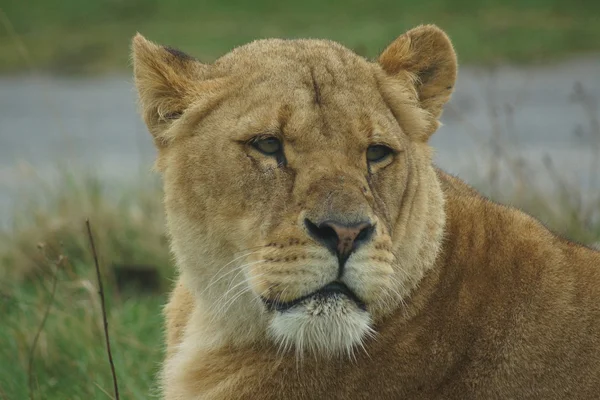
[1,56,599,224]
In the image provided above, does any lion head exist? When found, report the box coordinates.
[133,25,457,357]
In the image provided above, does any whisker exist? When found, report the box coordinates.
[211,273,273,324]
[220,287,253,317]
[209,270,269,320]
[207,259,267,301]
[199,250,262,297]
[221,272,271,316]
[223,259,263,294]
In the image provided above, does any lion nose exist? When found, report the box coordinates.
[304,219,375,262]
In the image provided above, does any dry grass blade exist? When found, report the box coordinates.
[86,219,120,400]
[27,256,60,400]
[94,381,116,400]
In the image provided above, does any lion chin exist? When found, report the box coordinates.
[265,282,374,358]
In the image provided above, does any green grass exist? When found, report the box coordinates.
[0,173,170,399]
[1,0,600,74]
[1,285,165,399]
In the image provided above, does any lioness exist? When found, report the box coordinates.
[132,25,600,399]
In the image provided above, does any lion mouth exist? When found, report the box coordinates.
[262,281,366,312]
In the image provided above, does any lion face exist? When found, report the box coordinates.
[133,26,457,356]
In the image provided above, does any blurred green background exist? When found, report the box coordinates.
[1,1,599,399]
[2,0,600,74]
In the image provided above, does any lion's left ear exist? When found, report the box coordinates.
[378,25,457,137]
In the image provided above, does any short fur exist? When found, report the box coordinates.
[132,25,600,399]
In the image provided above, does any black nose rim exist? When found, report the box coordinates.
[354,223,375,244]
[303,218,375,258]
[304,218,338,254]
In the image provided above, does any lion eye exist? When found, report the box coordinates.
[252,137,282,155]
[366,145,394,163]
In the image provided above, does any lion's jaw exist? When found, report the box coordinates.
[133,26,456,358]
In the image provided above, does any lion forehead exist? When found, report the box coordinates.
[210,39,376,89]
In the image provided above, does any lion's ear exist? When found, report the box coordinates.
[378,25,457,138]
[132,33,207,147]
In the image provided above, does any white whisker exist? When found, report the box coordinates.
[199,250,262,297]
[209,270,269,322]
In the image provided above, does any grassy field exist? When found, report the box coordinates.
[1,0,600,74]
[0,175,170,399]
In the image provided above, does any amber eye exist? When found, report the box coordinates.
[251,137,282,155]
[366,145,394,163]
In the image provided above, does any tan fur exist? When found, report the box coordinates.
[132,25,600,399]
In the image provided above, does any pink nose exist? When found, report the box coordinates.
[304,219,375,260]
[320,221,373,258]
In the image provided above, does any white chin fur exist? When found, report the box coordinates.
[267,295,374,358]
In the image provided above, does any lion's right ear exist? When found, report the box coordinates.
[132,34,207,147]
